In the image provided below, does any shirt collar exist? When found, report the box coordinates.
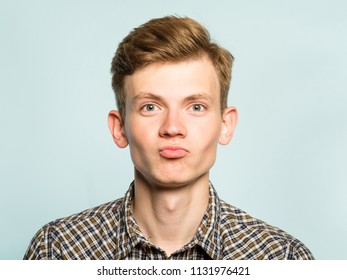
[114,181,222,259]
[193,182,221,259]
[114,181,146,259]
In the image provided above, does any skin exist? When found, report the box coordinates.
[108,55,238,255]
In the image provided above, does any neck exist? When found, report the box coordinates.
[132,171,210,256]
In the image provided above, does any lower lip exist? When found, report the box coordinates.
[160,149,187,159]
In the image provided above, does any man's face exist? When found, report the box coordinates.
[110,56,236,188]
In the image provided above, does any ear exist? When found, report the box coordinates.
[108,110,128,148]
[219,106,238,145]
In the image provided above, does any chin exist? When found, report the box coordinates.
[151,171,208,189]
[135,167,208,189]
[153,177,189,188]
[142,172,194,189]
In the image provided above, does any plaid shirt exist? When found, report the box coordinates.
[24,182,314,260]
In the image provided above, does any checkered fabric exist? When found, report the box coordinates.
[24,182,314,260]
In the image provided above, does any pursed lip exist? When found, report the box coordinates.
[159,146,188,159]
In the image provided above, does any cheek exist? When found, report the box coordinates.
[125,121,154,153]
[192,120,221,147]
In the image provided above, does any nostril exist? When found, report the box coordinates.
[159,116,187,138]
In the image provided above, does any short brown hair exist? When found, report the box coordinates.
[111,16,234,118]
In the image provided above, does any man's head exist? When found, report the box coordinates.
[111,16,234,119]
[108,16,238,187]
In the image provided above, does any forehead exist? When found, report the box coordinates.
[123,57,220,101]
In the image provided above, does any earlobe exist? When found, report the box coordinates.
[219,106,238,145]
[108,110,129,148]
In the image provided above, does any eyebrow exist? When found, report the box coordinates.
[132,92,164,103]
[133,92,214,104]
[183,93,214,103]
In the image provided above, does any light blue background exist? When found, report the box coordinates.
[1,0,346,259]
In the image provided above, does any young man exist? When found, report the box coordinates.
[24,16,314,260]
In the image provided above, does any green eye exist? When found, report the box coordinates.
[144,104,156,111]
[192,104,204,111]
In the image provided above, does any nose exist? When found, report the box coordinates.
[159,109,187,138]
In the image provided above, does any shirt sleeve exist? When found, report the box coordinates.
[287,239,315,260]
[23,224,61,260]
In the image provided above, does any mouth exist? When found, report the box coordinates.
[159,146,188,159]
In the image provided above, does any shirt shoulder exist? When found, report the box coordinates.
[218,200,314,260]
[23,197,125,260]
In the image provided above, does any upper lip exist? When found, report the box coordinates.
[159,145,187,151]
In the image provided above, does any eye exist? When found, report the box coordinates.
[191,104,205,111]
[142,103,159,112]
